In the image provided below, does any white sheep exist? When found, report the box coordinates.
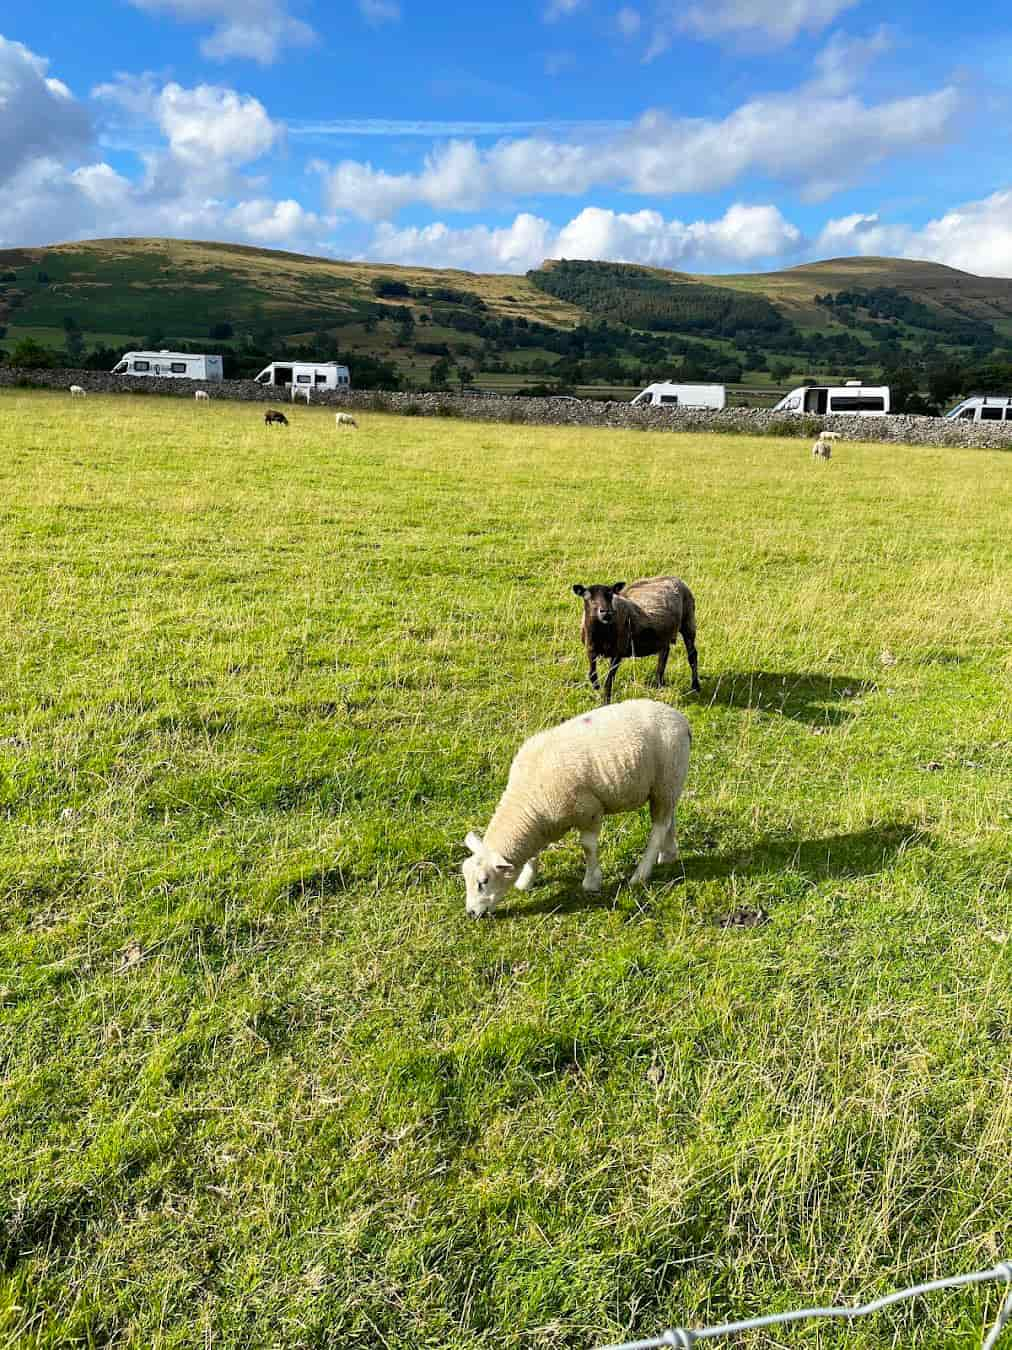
[812,440,831,460]
[194,390,210,401]
[820,431,841,441]
[69,385,86,398]
[334,412,357,428]
[461,698,691,917]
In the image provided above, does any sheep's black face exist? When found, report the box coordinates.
[573,582,625,626]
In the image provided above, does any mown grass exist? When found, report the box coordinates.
[1,392,1010,1349]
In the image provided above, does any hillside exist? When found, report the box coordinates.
[2,238,1012,404]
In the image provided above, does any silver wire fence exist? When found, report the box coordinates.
[599,1260,1012,1349]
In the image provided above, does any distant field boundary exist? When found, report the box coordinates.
[4,367,1012,450]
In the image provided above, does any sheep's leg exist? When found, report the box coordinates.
[580,830,603,892]
[681,621,700,692]
[514,855,539,891]
[632,820,668,884]
[588,654,600,691]
[658,819,679,865]
[603,658,621,704]
[655,643,670,687]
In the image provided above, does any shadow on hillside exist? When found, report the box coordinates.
[504,822,921,920]
[701,670,875,726]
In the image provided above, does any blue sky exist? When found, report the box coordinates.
[2,0,1012,274]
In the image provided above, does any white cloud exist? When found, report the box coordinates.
[544,0,584,18]
[810,26,893,95]
[650,0,856,55]
[617,6,642,37]
[817,190,1012,275]
[0,36,92,183]
[94,76,282,199]
[0,59,329,255]
[359,0,401,20]
[365,201,802,273]
[124,0,315,64]
[320,79,960,219]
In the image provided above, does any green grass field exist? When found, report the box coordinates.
[1,392,1010,1348]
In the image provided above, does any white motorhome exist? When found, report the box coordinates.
[943,395,1012,422]
[111,351,223,380]
[773,381,890,416]
[631,382,726,410]
[254,361,351,391]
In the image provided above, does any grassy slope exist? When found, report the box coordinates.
[5,238,1012,354]
[711,256,1012,326]
[1,392,1011,1348]
[0,237,582,341]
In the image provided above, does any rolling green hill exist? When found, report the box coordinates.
[3,237,1012,404]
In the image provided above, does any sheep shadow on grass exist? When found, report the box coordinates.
[701,670,875,727]
[504,822,922,920]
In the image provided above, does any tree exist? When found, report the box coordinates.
[457,365,473,391]
[10,338,54,368]
[371,278,411,299]
[430,357,453,388]
[209,321,233,339]
[927,362,965,408]
[65,329,86,363]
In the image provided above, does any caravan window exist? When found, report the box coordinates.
[829,394,886,412]
[315,372,328,384]
[957,408,976,420]
[296,374,312,384]
[170,362,187,374]
[659,394,679,405]
[339,374,349,385]
[133,360,150,371]
[981,406,1002,420]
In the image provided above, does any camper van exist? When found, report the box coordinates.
[254,361,351,391]
[943,395,1012,422]
[631,382,726,410]
[111,351,223,381]
[773,382,890,416]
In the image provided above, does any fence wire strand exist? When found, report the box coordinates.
[598,1260,1012,1349]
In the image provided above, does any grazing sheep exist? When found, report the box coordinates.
[194,390,209,401]
[334,412,358,428]
[69,385,86,398]
[812,440,832,460]
[292,386,311,404]
[573,575,699,703]
[461,699,691,917]
[264,410,289,427]
[820,431,841,441]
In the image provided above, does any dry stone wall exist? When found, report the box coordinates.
[4,367,1012,450]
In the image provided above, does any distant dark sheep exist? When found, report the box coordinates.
[572,575,700,703]
[264,410,289,426]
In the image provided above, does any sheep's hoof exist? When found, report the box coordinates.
[658,850,679,864]
[630,870,651,886]
[582,873,603,893]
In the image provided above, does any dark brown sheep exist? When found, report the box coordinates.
[572,575,700,703]
[264,409,289,426]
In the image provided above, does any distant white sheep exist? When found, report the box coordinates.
[69,385,86,398]
[291,386,311,404]
[812,440,832,460]
[334,412,357,428]
[461,698,691,917]
[194,390,209,401]
[820,431,841,441]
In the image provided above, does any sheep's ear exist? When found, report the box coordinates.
[464,831,484,854]
[612,581,626,593]
[572,584,586,597]
[489,851,516,876]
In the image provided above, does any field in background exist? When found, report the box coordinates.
[1,392,1010,1348]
